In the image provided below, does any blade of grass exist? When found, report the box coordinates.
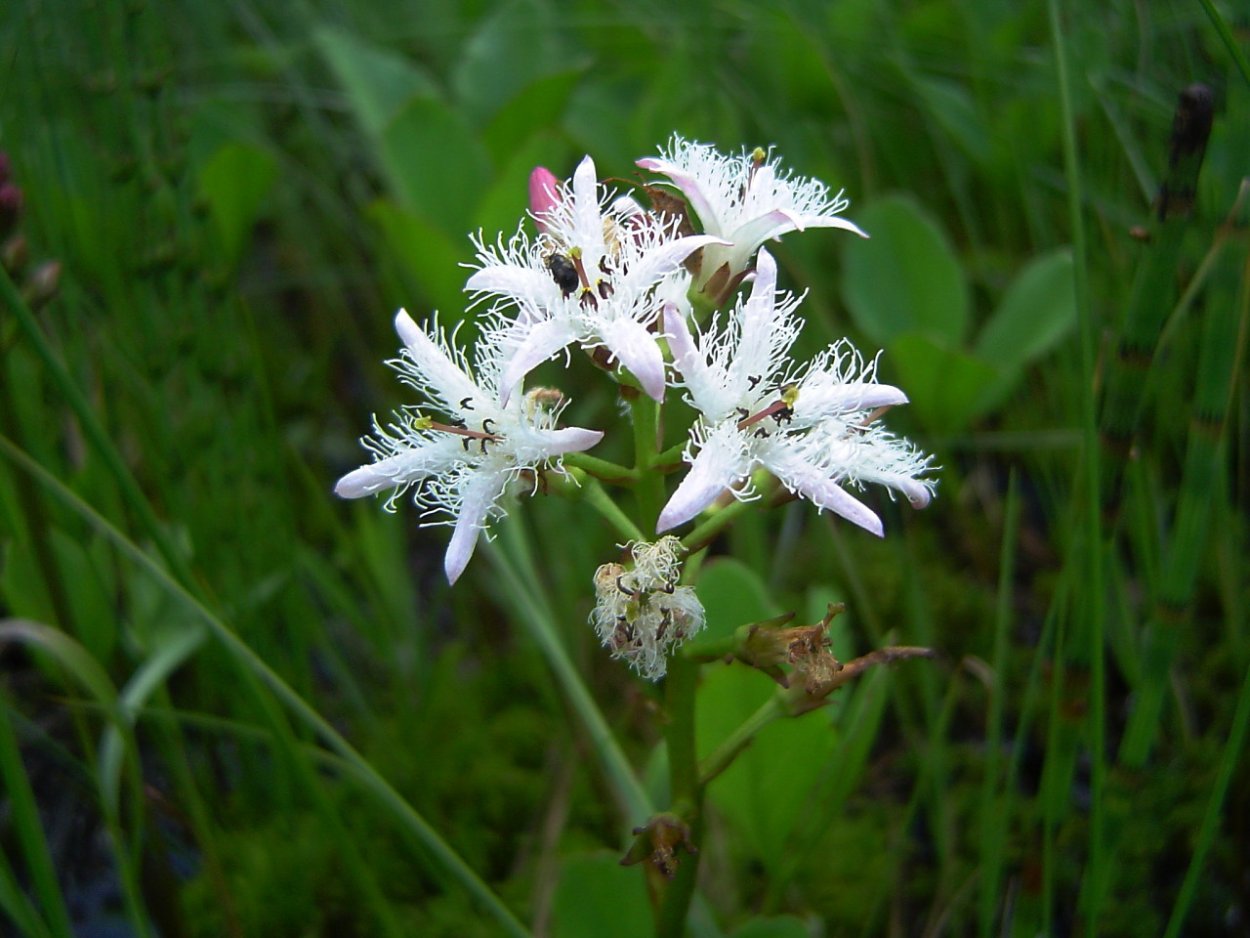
[1098,85,1213,518]
[0,621,152,937]
[1119,185,1249,767]
[0,436,532,938]
[487,522,654,826]
[978,473,1021,938]
[1048,2,1107,930]
[0,688,76,938]
[1162,646,1250,938]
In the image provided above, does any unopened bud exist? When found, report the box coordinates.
[2,234,28,275]
[22,260,61,309]
[528,166,561,232]
[0,183,23,237]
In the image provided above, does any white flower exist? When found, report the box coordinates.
[637,135,868,298]
[590,536,706,680]
[658,248,934,536]
[465,155,725,403]
[335,309,604,584]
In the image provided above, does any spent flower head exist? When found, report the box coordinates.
[591,536,706,680]
[637,135,868,302]
[335,309,603,583]
[658,247,935,536]
[466,154,725,403]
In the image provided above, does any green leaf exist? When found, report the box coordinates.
[697,666,837,871]
[451,0,575,126]
[909,75,990,163]
[887,331,1002,433]
[841,194,970,348]
[480,69,585,170]
[473,130,565,238]
[315,26,488,230]
[99,624,207,817]
[314,27,438,136]
[367,201,472,318]
[728,916,811,938]
[975,248,1076,370]
[551,851,652,938]
[684,557,777,654]
[197,142,278,267]
[381,97,491,232]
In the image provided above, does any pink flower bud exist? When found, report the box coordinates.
[528,166,561,233]
[0,183,22,239]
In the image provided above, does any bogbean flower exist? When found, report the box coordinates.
[637,135,868,302]
[657,247,935,536]
[466,155,725,403]
[335,309,604,584]
[590,536,706,680]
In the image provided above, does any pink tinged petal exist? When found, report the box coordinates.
[394,310,480,407]
[664,302,735,419]
[571,155,607,255]
[535,426,605,455]
[499,317,578,405]
[464,265,560,304]
[616,234,728,297]
[793,382,909,422]
[528,166,562,232]
[730,247,784,384]
[597,317,668,401]
[805,479,884,537]
[636,156,723,237]
[335,460,406,498]
[335,437,463,498]
[872,473,932,509]
[766,444,884,536]
[896,477,932,508]
[730,207,806,252]
[656,427,749,532]
[663,303,700,375]
[731,210,868,264]
[443,468,511,584]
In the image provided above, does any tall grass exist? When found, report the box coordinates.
[1,1,1246,935]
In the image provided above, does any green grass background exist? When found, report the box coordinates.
[1,0,1247,935]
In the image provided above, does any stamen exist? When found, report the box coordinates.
[568,248,599,310]
[414,414,503,445]
[737,397,794,431]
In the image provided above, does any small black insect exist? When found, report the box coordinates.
[545,252,579,298]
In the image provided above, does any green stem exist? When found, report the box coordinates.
[582,477,646,542]
[655,654,701,937]
[698,695,785,787]
[654,440,688,469]
[562,451,639,485]
[631,395,665,528]
[680,476,777,554]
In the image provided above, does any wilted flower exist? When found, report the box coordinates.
[590,536,706,680]
[637,135,867,301]
[658,247,935,536]
[335,309,604,583]
[466,155,725,403]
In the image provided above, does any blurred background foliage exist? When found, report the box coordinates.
[0,0,1247,935]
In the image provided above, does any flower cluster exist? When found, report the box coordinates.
[336,136,936,670]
